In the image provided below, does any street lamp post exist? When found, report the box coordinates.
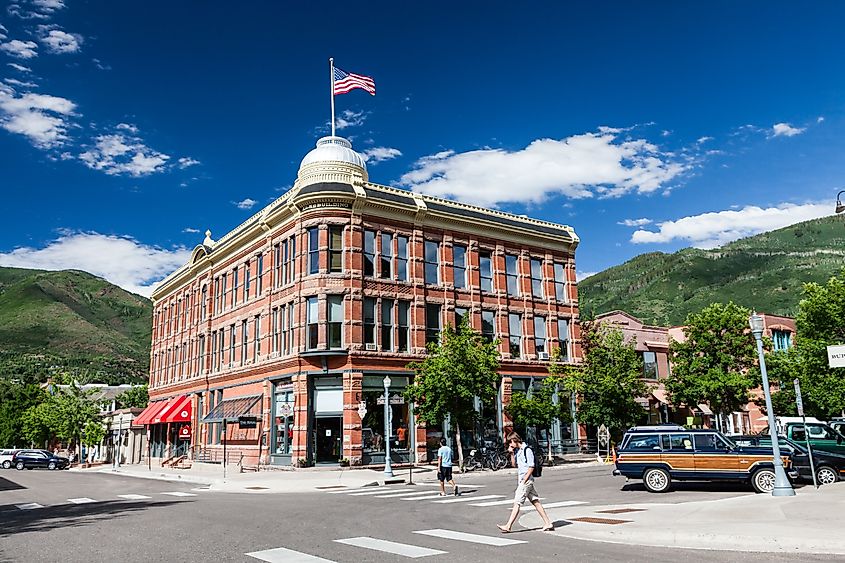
[836,190,845,214]
[383,375,394,478]
[749,313,795,496]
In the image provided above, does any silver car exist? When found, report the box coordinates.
[1,449,20,469]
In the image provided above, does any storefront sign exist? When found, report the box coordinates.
[376,395,405,405]
[357,402,367,419]
[238,416,258,429]
[278,403,293,417]
[827,344,845,368]
[178,425,192,440]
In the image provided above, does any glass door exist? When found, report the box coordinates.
[315,417,342,463]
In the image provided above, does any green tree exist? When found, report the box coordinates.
[505,364,571,456]
[666,302,757,430]
[0,380,46,447]
[21,401,57,447]
[405,318,501,470]
[561,321,651,436]
[116,384,149,409]
[757,347,801,416]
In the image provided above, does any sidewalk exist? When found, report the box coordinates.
[520,482,845,554]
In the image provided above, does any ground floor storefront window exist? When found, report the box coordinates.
[361,375,411,465]
[271,381,294,464]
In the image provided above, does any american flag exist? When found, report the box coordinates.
[333,67,376,96]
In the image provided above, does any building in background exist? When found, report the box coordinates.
[140,135,582,467]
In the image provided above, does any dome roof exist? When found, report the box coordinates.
[299,136,367,172]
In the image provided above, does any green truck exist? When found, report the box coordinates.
[774,419,845,455]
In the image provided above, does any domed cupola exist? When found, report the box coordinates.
[296,135,368,188]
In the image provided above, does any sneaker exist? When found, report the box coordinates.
[439,492,447,497]
[454,485,460,497]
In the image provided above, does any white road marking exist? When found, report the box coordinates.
[470,498,545,507]
[433,494,504,504]
[346,489,400,496]
[67,497,97,504]
[246,547,336,562]
[161,491,197,497]
[334,537,446,558]
[326,487,384,494]
[419,482,486,488]
[519,500,587,511]
[118,494,152,500]
[15,503,43,510]
[414,528,527,546]
[375,490,441,498]
[401,494,454,501]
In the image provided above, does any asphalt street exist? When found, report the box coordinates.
[0,463,836,562]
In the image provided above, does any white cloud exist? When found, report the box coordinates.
[182,227,200,234]
[630,202,833,249]
[817,116,825,123]
[618,218,653,227]
[92,58,110,71]
[37,26,82,53]
[115,122,138,133]
[1,39,38,58]
[7,4,49,19]
[178,156,200,168]
[399,129,689,207]
[577,271,598,282]
[361,146,401,163]
[0,23,7,40]
[31,0,66,12]
[0,231,190,298]
[4,78,37,88]
[236,198,257,210]
[335,109,366,130]
[0,85,76,147]
[7,62,32,72]
[696,136,714,144]
[79,131,171,177]
[771,122,805,138]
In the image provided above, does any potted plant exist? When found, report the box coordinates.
[339,458,350,467]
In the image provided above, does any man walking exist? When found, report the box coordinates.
[497,432,554,533]
[437,437,459,497]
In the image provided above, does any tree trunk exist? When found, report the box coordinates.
[455,420,465,473]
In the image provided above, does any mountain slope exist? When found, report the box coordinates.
[0,267,152,383]
[578,216,845,326]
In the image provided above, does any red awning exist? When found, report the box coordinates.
[132,401,170,427]
[155,395,193,424]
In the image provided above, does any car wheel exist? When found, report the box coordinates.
[642,467,672,493]
[752,468,776,493]
[15,462,24,470]
[48,461,56,470]
[2,460,10,469]
[816,466,839,485]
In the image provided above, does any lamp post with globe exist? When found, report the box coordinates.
[383,375,393,478]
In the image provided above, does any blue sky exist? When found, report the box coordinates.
[1,1,843,296]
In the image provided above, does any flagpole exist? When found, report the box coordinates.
[329,57,336,137]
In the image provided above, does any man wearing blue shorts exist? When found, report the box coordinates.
[437,438,459,496]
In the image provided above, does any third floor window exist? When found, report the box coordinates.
[505,254,519,297]
[380,233,393,279]
[364,230,376,277]
[329,226,343,273]
[308,227,320,275]
[479,252,493,292]
[424,240,440,285]
[453,244,467,289]
[531,258,544,299]
[554,262,566,301]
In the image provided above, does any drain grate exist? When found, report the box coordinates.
[244,486,269,490]
[569,517,631,525]
[596,508,646,514]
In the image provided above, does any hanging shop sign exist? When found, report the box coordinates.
[238,416,259,429]
[178,425,192,440]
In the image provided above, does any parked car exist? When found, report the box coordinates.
[829,418,845,437]
[1,449,20,469]
[12,449,70,470]
[733,434,845,485]
[613,425,797,493]
[766,421,845,455]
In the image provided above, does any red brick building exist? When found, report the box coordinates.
[134,136,581,467]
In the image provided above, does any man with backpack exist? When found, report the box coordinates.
[497,432,554,533]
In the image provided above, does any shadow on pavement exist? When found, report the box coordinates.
[0,500,183,537]
[0,476,25,492]
[621,481,753,494]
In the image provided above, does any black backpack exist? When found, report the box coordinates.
[522,445,543,477]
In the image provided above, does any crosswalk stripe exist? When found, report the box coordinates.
[401,494,454,501]
[246,547,336,562]
[15,503,43,510]
[161,492,197,497]
[67,497,97,504]
[419,482,486,488]
[334,537,446,558]
[433,494,504,504]
[374,490,440,499]
[118,494,152,500]
[326,487,384,494]
[470,498,545,507]
[414,528,527,546]
[520,500,586,511]
[346,489,399,496]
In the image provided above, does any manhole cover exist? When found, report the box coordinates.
[245,486,269,490]
[596,508,646,514]
[569,517,631,525]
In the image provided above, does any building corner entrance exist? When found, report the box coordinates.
[315,417,342,463]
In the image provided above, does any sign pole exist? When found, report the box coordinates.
[794,378,818,488]
[329,57,336,137]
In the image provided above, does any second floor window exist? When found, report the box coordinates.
[201,285,207,320]
[364,230,376,277]
[272,307,280,354]
[253,315,261,359]
[425,303,441,345]
[554,263,566,301]
[228,325,235,365]
[482,310,495,343]
[232,267,239,306]
[425,240,439,285]
[455,307,469,328]
[453,244,467,289]
[506,254,519,297]
[397,301,410,352]
[772,329,792,351]
[380,233,393,279]
[531,258,543,298]
[257,254,264,294]
[509,313,522,358]
[241,320,248,364]
[558,319,570,361]
[534,315,547,355]
[397,236,409,281]
[381,299,394,351]
[308,227,320,275]
[643,351,658,379]
[244,260,251,300]
[479,252,493,292]
[198,334,205,373]
[364,298,376,347]
[307,297,318,349]
[329,226,343,273]
[327,295,343,349]
[274,243,281,288]
[282,236,296,285]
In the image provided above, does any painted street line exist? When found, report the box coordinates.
[520,500,586,511]
[15,503,43,510]
[334,537,446,558]
[414,528,527,546]
[161,491,197,497]
[419,482,486,488]
[246,547,336,563]
[346,489,401,496]
[374,490,442,498]
[118,494,152,500]
[400,494,459,501]
[326,487,388,494]
[67,497,98,504]
[470,498,545,507]
[433,494,504,504]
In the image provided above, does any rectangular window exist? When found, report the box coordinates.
[424,240,439,285]
[281,239,289,285]
[455,306,468,328]
[425,303,441,345]
[506,254,519,297]
[274,243,281,288]
[381,299,394,351]
[453,244,467,289]
[397,236,408,281]
[554,263,566,301]
[241,319,248,365]
[380,233,393,279]
[244,259,251,300]
[509,313,522,358]
[534,315,547,355]
[329,226,343,273]
[254,315,261,359]
[327,295,343,349]
[272,307,280,354]
[557,319,570,361]
[279,305,287,354]
[643,351,658,379]
[201,286,207,320]
[289,235,296,283]
[308,227,319,275]
[307,297,318,350]
[479,251,493,292]
[198,334,205,374]
[364,230,376,277]
[397,301,410,352]
[221,274,227,310]
[228,325,235,365]
[232,267,239,306]
[287,303,295,353]
[211,331,218,370]
[772,329,792,351]
[364,297,376,346]
[531,258,543,298]
[257,254,264,294]
[482,311,495,343]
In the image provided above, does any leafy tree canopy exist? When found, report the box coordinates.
[117,384,149,409]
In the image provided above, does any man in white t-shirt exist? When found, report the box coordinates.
[497,432,553,533]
